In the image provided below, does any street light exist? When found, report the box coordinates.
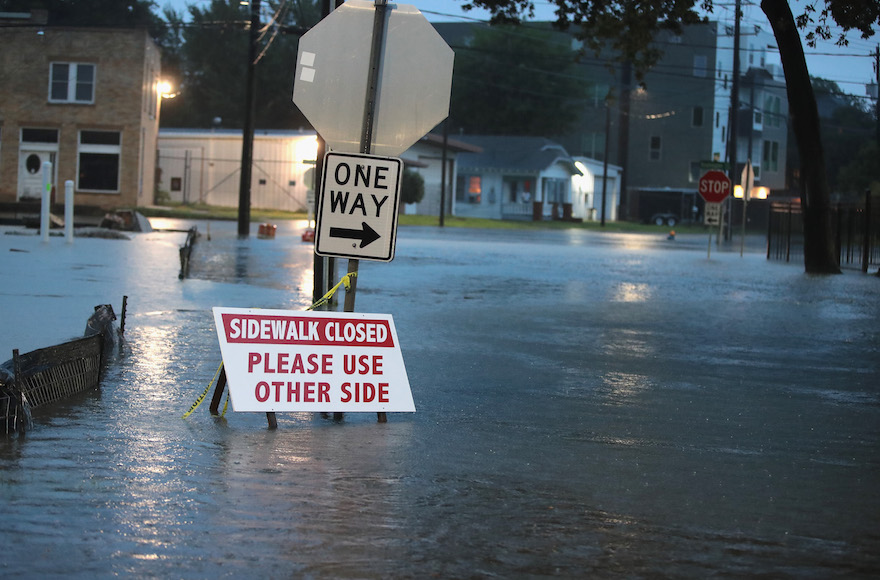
[158,80,178,99]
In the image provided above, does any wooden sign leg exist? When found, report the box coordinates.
[209,365,227,415]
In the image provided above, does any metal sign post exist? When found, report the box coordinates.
[291,0,454,423]
[699,170,732,260]
[345,0,389,319]
[740,160,754,257]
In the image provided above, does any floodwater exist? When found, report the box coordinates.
[1,219,878,578]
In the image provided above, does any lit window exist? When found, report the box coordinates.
[50,63,95,104]
[456,174,482,204]
[468,176,481,194]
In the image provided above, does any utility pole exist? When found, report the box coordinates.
[726,0,741,242]
[874,45,879,146]
[617,62,632,220]
[440,118,449,227]
[601,89,613,227]
[237,0,260,238]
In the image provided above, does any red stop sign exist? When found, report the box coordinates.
[698,170,732,203]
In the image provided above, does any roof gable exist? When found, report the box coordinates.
[456,135,581,175]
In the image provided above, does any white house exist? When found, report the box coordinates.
[156,129,318,212]
[571,156,622,222]
[453,136,587,221]
[156,129,480,217]
[156,131,617,223]
[399,133,482,216]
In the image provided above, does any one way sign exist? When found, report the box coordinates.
[315,152,402,262]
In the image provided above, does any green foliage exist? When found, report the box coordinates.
[400,169,425,205]
[790,78,877,196]
[464,0,707,80]
[837,141,880,197]
[795,0,880,47]
[157,0,321,130]
[450,24,588,135]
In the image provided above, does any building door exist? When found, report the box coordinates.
[18,128,60,201]
[17,150,57,200]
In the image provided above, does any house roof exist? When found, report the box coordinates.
[419,132,483,153]
[455,136,582,176]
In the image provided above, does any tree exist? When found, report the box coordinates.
[400,169,425,206]
[837,141,880,195]
[807,78,876,197]
[465,0,880,274]
[157,0,320,129]
[450,24,588,135]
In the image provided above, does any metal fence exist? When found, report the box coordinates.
[767,194,879,272]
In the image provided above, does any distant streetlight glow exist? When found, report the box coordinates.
[734,185,769,199]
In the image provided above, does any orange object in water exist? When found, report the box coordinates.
[258,223,277,239]
[301,228,315,243]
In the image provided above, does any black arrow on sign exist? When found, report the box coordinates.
[329,222,381,248]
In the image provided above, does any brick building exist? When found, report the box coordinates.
[0,25,161,217]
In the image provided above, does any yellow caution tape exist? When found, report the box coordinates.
[183,362,223,418]
[306,271,357,311]
[187,273,356,418]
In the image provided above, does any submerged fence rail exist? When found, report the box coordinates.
[767,193,879,272]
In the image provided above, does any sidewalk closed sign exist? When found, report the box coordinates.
[213,307,414,413]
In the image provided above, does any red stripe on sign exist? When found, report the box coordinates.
[221,314,395,347]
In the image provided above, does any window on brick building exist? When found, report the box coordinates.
[50,63,95,104]
[77,130,121,193]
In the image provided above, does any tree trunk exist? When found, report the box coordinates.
[761,0,841,273]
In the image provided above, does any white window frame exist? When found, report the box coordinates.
[49,62,96,104]
[77,130,122,194]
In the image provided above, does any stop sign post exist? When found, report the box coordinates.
[698,170,731,259]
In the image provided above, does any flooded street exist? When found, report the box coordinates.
[2,219,879,577]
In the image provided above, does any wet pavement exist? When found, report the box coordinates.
[1,219,878,577]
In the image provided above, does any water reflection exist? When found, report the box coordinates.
[610,282,653,302]
[234,241,250,280]
[210,420,414,575]
[599,371,653,405]
[601,328,655,358]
